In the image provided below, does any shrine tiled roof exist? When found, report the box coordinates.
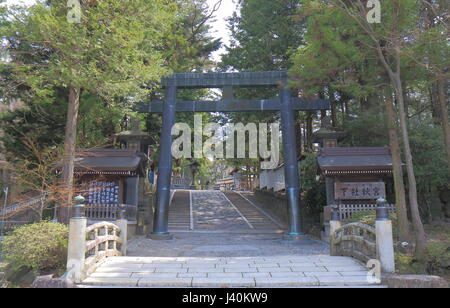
[59,149,147,175]
[317,147,394,174]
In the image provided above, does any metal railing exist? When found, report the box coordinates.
[0,193,47,217]
[0,220,31,234]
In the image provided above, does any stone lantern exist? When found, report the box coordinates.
[313,116,345,148]
[115,118,152,153]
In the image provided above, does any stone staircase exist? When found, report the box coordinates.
[79,255,385,288]
[168,191,191,232]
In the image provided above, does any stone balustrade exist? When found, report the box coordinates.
[330,198,396,273]
[65,196,128,283]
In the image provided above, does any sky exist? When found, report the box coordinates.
[206,0,237,61]
[5,0,237,62]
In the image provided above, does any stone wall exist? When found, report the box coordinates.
[254,189,289,226]
[253,189,321,234]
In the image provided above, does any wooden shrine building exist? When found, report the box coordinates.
[314,118,397,241]
[73,149,147,224]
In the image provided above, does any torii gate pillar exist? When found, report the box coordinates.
[148,86,176,240]
[280,86,304,238]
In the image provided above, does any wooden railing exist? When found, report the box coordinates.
[85,204,137,222]
[330,222,376,263]
[83,222,123,278]
[85,204,120,220]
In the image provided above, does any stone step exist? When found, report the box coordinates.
[77,284,388,288]
[79,276,384,288]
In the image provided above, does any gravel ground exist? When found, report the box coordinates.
[130,190,328,258]
[127,233,329,258]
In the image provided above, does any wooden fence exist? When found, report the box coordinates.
[259,166,285,192]
[85,204,137,222]
[338,203,396,221]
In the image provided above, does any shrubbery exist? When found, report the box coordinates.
[347,210,397,230]
[350,211,450,278]
[2,222,68,273]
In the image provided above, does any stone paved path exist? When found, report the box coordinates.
[80,191,382,288]
[81,255,379,287]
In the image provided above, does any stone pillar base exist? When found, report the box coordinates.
[147,233,174,240]
[282,233,307,241]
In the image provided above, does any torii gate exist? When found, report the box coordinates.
[136,71,330,240]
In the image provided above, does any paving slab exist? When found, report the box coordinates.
[131,273,178,278]
[207,272,244,278]
[339,271,370,277]
[325,266,367,272]
[250,263,280,268]
[270,272,306,278]
[279,262,317,267]
[188,267,224,273]
[82,277,139,287]
[291,266,328,272]
[89,272,133,278]
[255,277,319,287]
[257,267,292,273]
[98,263,144,269]
[317,276,375,286]
[155,268,188,273]
[177,273,208,278]
[138,278,192,287]
[95,267,148,273]
[304,272,342,277]
[243,272,271,278]
[224,267,258,273]
[192,278,256,288]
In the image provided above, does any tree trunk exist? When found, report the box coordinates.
[392,67,427,260]
[437,78,450,178]
[330,93,338,128]
[430,85,441,125]
[385,90,410,243]
[295,112,302,157]
[58,86,81,224]
[306,111,313,151]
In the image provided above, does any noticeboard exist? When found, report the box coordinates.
[335,182,386,200]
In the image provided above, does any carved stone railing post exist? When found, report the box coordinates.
[375,198,395,273]
[66,195,87,283]
[329,206,341,256]
[115,204,128,255]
